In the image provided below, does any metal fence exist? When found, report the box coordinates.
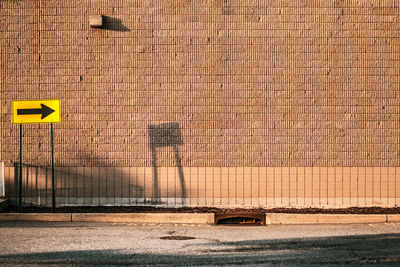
[3,164,400,208]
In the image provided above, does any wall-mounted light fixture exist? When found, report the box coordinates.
[89,15,103,28]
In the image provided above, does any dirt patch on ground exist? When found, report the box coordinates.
[3,205,400,214]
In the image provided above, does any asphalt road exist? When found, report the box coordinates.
[0,221,400,266]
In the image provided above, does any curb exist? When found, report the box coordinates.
[0,213,71,222]
[265,213,388,224]
[0,213,214,224]
[0,213,399,225]
[72,213,214,224]
[387,214,400,223]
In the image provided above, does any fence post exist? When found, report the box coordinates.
[0,162,4,197]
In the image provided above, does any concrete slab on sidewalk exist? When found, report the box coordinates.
[266,213,388,224]
[72,213,215,224]
[0,213,71,222]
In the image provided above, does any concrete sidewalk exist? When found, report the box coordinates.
[0,212,399,225]
[1,221,400,266]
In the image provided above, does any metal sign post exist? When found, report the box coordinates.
[13,99,60,213]
[18,124,23,212]
[50,123,55,213]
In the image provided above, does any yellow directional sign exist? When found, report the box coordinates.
[13,99,60,124]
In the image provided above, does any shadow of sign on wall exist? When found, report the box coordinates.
[148,122,185,205]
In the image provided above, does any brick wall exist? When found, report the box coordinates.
[1,0,399,207]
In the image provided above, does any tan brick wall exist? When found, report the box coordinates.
[1,0,400,207]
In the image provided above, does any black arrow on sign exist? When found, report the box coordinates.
[17,104,55,119]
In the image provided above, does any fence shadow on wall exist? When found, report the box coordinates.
[148,122,185,205]
[10,159,144,207]
[76,153,144,205]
